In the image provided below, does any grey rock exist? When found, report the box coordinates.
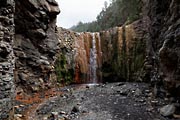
[0,1,14,119]
[14,0,60,94]
[160,104,176,117]
[134,88,142,97]
[28,28,47,39]
[146,0,180,97]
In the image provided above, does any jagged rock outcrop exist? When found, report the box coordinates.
[146,0,180,97]
[14,0,60,93]
[0,0,15,119]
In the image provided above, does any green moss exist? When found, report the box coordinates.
[129,38,145,80]
[55,53,74,85]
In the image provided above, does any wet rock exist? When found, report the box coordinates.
[160,104,176,117]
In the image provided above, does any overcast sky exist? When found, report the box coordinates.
[56,0,108,28]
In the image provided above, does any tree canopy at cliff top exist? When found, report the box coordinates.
[71,0,142,32]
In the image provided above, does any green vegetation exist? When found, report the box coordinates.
[55,53,74,85]
[71,0,142,32]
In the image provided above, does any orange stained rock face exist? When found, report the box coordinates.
[15,88,63,120]
[15,88,62,104]
[95,33,102,68]
[74,63,81,83]
[74,32,102,83]
[124,25,136,54]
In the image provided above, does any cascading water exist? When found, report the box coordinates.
[89,33,97,83]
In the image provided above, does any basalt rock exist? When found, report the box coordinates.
[146,0,180,97]
[100,19,147,82]
[14,0,60,93]
[0,0,15,119]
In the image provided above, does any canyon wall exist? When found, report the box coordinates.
[0,0,179,118]
[146,0,180,96]
[100,19,147,82]
[55,0,180,98]
[0,0,60,118]
[55,27,76,85]
[14,0,60,93]
[0,0,15,119]
[56,19,147,84]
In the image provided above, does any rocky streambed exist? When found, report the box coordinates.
[14,82,180,120]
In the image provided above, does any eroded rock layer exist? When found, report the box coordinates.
[0,0,15,119]
[14,0,60,93]
[146,0,180,96]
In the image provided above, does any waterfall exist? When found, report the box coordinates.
[89,33,97,83]
[74,32,102,84]
[97,33,102,82]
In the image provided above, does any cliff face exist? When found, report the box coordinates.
[56,28,102,84]
[55,27,76,85]
[146,0,180,96]
[0,0,15,119]
[74,32,102,83]
[14,0,60,93]
[100,19,147,82]
[56,19,147,84]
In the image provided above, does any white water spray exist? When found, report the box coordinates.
[89,33,97,83]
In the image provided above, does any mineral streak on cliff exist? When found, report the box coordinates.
[57,19,147,84]
[100,20,147,82]
[74,32,102,83]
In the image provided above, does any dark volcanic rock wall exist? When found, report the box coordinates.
[14,0,60,93]
[0,0,15,119]
[146,0,180,96]
[100,19,147,82]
